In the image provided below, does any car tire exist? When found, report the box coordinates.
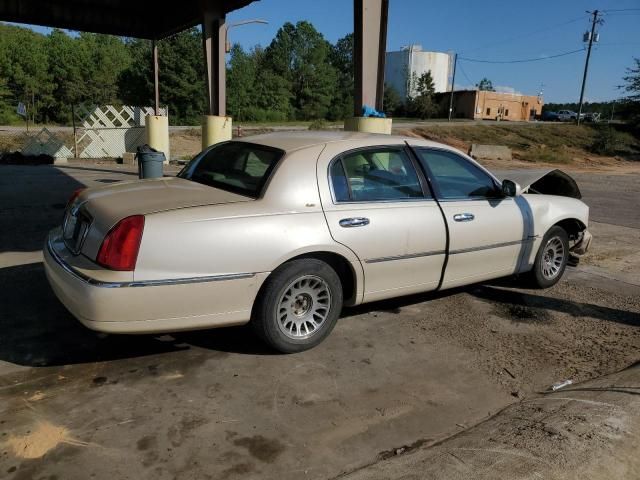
[527,226,569,289]
[251,259,343,353]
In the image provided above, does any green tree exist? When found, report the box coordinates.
[621,57,640,127]
[407,71,437,119]
[120,29,205,124]
[47,29,90,123]
[477,77,495,91]
[0,78,17,124]
[264,21,338,120]
[383,83,402,116]
[227,44,256,121]
[250,46,292,120]
[622,58,640,101]
[0,23,53,123]
[328,33,354,120]
[79,33,131,105]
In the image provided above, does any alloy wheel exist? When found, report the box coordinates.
[541,236,565,280]
[276,275,332,340]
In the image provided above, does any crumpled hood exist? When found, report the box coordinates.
[496,169,582,199]
[79,177,251,227]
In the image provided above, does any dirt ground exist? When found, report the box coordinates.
[344,364,640,479]
[0,160,638,479]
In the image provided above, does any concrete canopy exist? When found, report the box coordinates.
[0,0,257,39]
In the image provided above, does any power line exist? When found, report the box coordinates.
[458,15,589,55]
[459,48,585,64]
[457,63,475,87]
[601,8,640,13]
[595,42,640,47]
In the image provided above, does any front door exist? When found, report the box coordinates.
[412,147,533,289]
[317,144,447,303]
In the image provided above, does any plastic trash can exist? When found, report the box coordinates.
[136,144,165,179]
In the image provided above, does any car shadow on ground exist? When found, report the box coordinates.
[0,262,277,368]
[0,166,86,253]
[470,280,640,327]
[2,262,637,368]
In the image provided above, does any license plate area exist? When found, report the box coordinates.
[63,208,91,254]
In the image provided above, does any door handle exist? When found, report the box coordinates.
[339,217,370,228]
[453,213,475,222]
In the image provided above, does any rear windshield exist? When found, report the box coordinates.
[178,141,285,198]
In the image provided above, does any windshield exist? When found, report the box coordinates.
[178,142,285,198]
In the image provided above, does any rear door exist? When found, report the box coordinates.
[412,147,533,289]
[317,144,447,303]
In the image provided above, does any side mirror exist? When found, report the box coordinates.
[502,179,522,197]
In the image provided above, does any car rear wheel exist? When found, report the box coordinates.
[252,259,343,353]
[528,226,569,288]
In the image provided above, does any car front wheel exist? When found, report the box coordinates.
[528,226,569,288]
[252,259,343,353]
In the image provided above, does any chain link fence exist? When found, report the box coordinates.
[0,105,166,162]
[0,125,203,162]
[1,110,279,164]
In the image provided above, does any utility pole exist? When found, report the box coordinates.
[610,100,615,122]
[577,10,601,125]
[448,53,458,122]
[152,40,160,116]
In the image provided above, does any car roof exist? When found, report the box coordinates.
[234,130,447,153]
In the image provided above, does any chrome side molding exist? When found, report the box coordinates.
[366,250,446,264]
[450,237,535,255]
[46,235,255,289]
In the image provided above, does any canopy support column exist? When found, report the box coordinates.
[152,39,160,116]
[202,10,232,147]
[346,0,392,134]
[146,38,169,162]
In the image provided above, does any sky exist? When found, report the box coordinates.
[17,0,640,103]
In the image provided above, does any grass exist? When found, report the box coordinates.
[411,123,640,164]
[519,145,572,164]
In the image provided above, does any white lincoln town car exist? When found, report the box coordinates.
[45,131,592,352]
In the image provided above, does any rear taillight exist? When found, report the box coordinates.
[67,188,85,208]
[97,216,145,271]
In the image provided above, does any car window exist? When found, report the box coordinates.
[179,142,284,198]
[330,148,425,202]
[415,149,500,200]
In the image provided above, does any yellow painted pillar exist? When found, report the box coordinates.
[202,115,232,150]
[344,117,393,134]
[145,115,170,163]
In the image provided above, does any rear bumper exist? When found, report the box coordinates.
[44,230,262,333]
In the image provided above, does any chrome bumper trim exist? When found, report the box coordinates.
[46,234,255,288]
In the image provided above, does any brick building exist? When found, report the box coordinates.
[439,90,543,121]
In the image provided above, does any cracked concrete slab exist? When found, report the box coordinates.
[342,364,640,480]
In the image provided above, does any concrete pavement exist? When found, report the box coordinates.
[0,162,638,479]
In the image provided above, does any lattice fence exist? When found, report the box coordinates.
[0,127,74,158]
[75,105,167,158]
[0,105,166,159]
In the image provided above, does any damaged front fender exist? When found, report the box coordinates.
[498,169,582,199]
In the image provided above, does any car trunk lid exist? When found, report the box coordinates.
[82,177,251,222]
[70,177,252,260]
